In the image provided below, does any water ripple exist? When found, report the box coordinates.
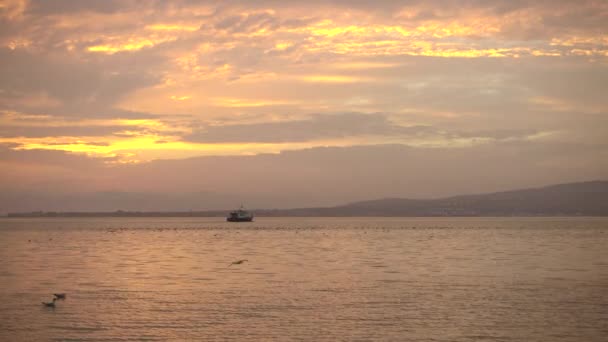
[0,217,606,341]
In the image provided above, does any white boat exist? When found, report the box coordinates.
[227,205,254,222]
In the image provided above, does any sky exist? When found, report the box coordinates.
[0,0,607,212]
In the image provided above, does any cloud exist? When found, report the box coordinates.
[0,48,161,119]
[25,0,125,15]
[0,0,606,200]
[184,112,433,143]
[2,140,606,212]
[214,10,280,34]
[0,124,140,138]
[183,110,550,149]
[0,143,113,166]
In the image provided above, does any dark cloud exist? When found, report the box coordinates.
[0,124,139,138]
[116,140,608,203]
[4,139,606,213]
[25,0,126,15]
[0,49,100,103]
[185,110,548,144]
[185,113,434,143]
[451,128,539,140]
[0,48,161,118]
[215,12,280,33]
[518,64,608,109]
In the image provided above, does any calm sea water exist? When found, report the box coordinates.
[0,217,606,341]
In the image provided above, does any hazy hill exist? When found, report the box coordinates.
[7,181,608,217]
[257,181,608,216]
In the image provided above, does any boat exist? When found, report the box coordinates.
[227,205,254,222]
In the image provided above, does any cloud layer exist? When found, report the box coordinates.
[0,0,606,209]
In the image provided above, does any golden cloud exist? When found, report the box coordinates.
[145,24,200,32]
[210,97,297,108]
[87,37,177,54]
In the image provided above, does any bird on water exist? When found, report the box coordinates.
[53,293,66,300]
[42,298,56,308]
[228,259,248,267]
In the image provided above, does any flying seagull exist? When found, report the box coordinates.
[228,259,248,267]
[42,298,56,308]
[53,293,66,300]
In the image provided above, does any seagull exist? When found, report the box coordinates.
[53,293,66,300]
[228,259,248,267]
[42,298,56,308]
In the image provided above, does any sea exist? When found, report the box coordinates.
[0,217,606,341]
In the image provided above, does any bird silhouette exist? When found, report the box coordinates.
[228,259,248,267]
[42,298,56,308]
[53,293,66,300]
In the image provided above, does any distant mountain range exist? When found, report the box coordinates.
[6,181,608,217]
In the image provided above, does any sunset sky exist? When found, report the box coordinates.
[1,0,607,212]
